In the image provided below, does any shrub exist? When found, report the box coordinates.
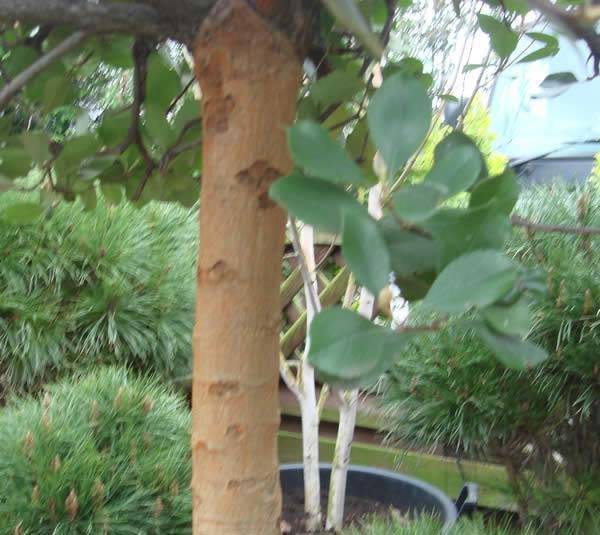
[0,367,192,534]
[0,193,197,393]
[345,514,536,535]
[378,182,600,533]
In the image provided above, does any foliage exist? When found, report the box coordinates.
[0,367,192,534]
[378,182,600,533]
[0,192,196,393]
[344,514,536,535]
[272,72,546,387]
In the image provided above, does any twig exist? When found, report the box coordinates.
[527,0,600,74]
[0,31,88,110]
[289,218,322,315]
[166,76,196,116]
[279,352,301,399]
[511,215,600,236]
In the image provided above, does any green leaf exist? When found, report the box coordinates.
[79,155,118,181]
[307,307,411,388]
[3,46,38,77]
[79,188,97,211]
[320,0,384,58]
[424,250,518,313]
[425,139,482,196]
[269,173,366,232]
[540,72,577,89]
[173,97,200,135]
[144,105,176,151]
[0,147,33,179]
[424,207,510,268]
[393,183,446,223]
[288,121,367,186]
[470,170,520,214]
[482,298,531,338]
[519,45,559,63]
[346,118,377,181]
[342,210,391,295]
[95,35,134,69]
[21,131,51,165]
[310,70,364,107]
[54,135,101,177]
[0,202,43,224]
[379,217,438,276]
[475,324,548,369]
[100,183,124,205]
[146,53,181,110]
[433,131,487,180]
[478,14,519,59]
[368,74,432,176]
[98,110,131,146]
[504,0,529,14]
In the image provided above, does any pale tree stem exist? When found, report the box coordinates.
[326,185,382,532]
[295,222,322,531]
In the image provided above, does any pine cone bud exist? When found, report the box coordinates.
[31,484,40,505]
[154,497,164,519]
[65,489,79,521]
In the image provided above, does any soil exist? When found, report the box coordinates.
[281,489,407,534]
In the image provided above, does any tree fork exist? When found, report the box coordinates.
[191,1,302,533]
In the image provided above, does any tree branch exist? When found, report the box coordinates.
[527,0,600,74]
[511,214,600,236]
[0,31,88,110]
[0,1,164,37]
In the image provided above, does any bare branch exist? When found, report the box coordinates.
[0,31,88,110]
[0,1,164,37]
[527,0,600,74]
[511,214,600,236]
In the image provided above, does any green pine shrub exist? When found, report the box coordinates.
[0,367,192,534]
[378,182,600,533]
[345,514,536,535]
[0,193,197,394]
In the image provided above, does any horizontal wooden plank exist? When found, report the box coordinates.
[277,431,515,512]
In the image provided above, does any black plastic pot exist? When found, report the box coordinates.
[280,463,458,531]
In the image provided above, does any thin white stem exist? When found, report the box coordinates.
[279,352,302,400]
[326,186,382,532]
[290,220,322,531]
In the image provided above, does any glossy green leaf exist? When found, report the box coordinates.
[288,121,367,186]
[520,32,559,63]
[424,250,518,313]
[95,35,134,69]
[146,53,182,110]
[269,173,366,232]
[482,298,531,338]
[21,131,51,165]
[470,170,520,215]
[342,210,391,295]
[0,147,33,179]
[100,183,124,205]
[0,202,43,224]
[79,155,118,181]
[311,70,364,107]
[367,73,432,176]
[424,207,511,268]
[144,105,176,151]
[393,183,446,223]
[54,135,101,177]
[504,0,529,14]
[307,307,411,388]
[475,324,548,369]
[433,131,487,180]
[379,217,438,276]
[425,140,482,196]
[478,14,518,59]
[540,72,577,89]
[346,118,377,181]
[98,110,131,146]
[320,0,384,58]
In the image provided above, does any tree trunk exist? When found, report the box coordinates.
[191,2,301,534]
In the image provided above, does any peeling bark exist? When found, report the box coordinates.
[191,1,301,534]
